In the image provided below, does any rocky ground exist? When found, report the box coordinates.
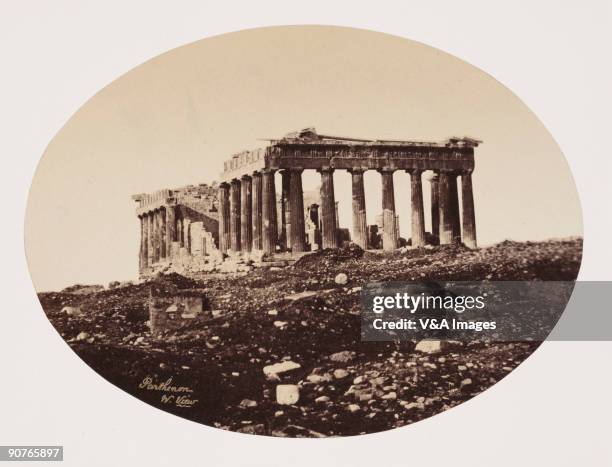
[39,238,582,437]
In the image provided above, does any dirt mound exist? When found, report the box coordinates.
[151,272,203,290]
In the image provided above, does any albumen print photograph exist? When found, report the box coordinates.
[25,25,582,437]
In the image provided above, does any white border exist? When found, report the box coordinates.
[1,1,610,466]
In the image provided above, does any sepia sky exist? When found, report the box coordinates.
[25,25,582,292]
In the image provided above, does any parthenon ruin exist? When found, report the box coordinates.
[219,128,480,253]
[133,128,480,274]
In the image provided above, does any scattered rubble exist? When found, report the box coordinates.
[61,284,104,295]
[38,238,581,437]
[329,351,356,363]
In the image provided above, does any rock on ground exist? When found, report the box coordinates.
[334,273,348,285]
[263,361,301,376]
[415,340,442,354]
[276,384,300,405]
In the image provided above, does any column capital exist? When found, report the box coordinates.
[260,168,276,175]
[219,181,230,188]
[317,166,334,174]
[459,168,474,176]
[406,168,424,176]
[347,167,367,174]
[378,167,396,174]
[439,168,460,176]
[241,174,252,181]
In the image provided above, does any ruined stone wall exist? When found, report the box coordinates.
[134,183,224,277]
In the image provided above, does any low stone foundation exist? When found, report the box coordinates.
[148,287,205,335]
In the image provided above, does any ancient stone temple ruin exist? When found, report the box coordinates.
[133,128,480,274]
[132,184,220,275]
[219,128,480,255]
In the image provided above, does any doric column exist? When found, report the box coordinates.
[218,182,230,254]
[158,210,165,260]
[438,170,454,245]
[251,173,262,251]
[184,219,191,253]
[142,215,149,269]
[261,169,277,255]
[281,170,291,251]
[318,167,338,249]
[147,213,155,264]
[165,205,176,258]
[308,204,321,248]
[154,210,162,262]
[139,216,146,271]
[448,172,461,243]
[380,169,398,250]
[161,212,166,258]
[461,169,477,248]
[288,169,306,252]
[240,175,253,254]
[335,202,340,231]
[408,169,426,247]
[151,210,157,262]
[428,173,440,242]
[177,211,184,247]
[159,209,166,260]
[350,169,368,249]
[229,179,241,253]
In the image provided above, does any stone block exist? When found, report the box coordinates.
[276,384,300,405]
[263,361,301,376]
[149,288,204,334]
[414,339,443,354]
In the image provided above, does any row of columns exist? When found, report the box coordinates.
[220,170,281,255]
[376,168,477,249]
[138,205,179,270]
[217,167,476,256]
[434,170,477,247]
